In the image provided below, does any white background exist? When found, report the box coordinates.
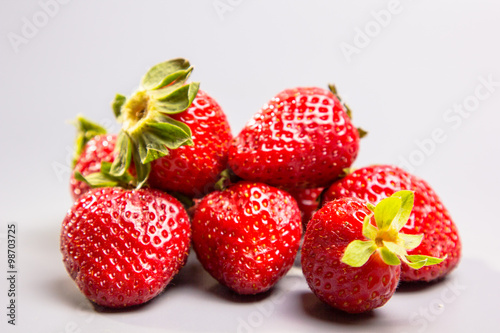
[1,1,499,332]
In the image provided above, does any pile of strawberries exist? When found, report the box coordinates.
[60,58,461,314]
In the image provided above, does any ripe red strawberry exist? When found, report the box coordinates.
[68,116,114,200]
[288,187,324,228]
[111,59,231,197]
[302,191,444,313]
[148,89,232,197]
[191,181,302,294]
[322,165,461,282]
[70,134,117,200]
[228,86,362,189]
[60,187,191,308]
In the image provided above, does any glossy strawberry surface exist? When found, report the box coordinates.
[228,87,359,189]
[148,90,232,197]
[70,134,117,200]
[322,165,461,282]
[60,187,191,308]
[302,197,400,313]
[191,181,302,294]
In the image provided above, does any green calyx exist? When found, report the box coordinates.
[71,115,107,167]
[214,168,241,191]
[328,83,367,139]
[111,58,199,187]
[75,161,135,189]
[341,190,447,269]
[78,58,199,190]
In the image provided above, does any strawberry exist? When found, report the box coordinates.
[322,165,461,282]
[110,58,231,196]
[288,187,324,228]
[69,116,115,200]
[70,134,117,199]
[301,191,445,313]
[191,181,302,294]
[147,89,232,197]
[228,85,363,189]
[60,187,191,308]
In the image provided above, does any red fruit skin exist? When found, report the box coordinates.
[60,187,191,308]
[228,87,359,189]
[288,187,324,228]
[148,90,232,198]
[301,197,400,314]
[70,134,117,200]
[322,165,461,282]
[191,181,302,294]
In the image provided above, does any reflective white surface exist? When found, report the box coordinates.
[7,223,500,333]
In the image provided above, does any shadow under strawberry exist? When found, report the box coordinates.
[207,283,275,303]
[396,275,450,293]
[164,253,213,291]
[299,292,377,324]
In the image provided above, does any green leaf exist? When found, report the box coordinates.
[344,103,352,119]
[383,241,445,269]
[366,202,376,212]
[403,258,426,269]
[146,115,193,148]
[141,58,193,91]
[379,246,401,266]
[341,240,377,267]
[109,131,132,177]
[134,135,149,166]
[100,161,113,173]
[132,149,151,189]
[328,84,338,97]
[112,94,127,119]
[150,82,200,114]
[399,233,423,251]
[357,127,368,139]
[362,214,377,240]
[73,115,107,136]
[374,196,401,231]
[215,168,241,191]
[74,171,119,188]
[383,240,408,258]
[71,115,107,167]
[128,112,193,164]
[395,250,446,269]
[140,131,171,164]
[151,68,194,91]
[406,254,447,268]
[75,162,134,189]
[131,118,193,165]
[391,190,414,232]
[214,169,233,191]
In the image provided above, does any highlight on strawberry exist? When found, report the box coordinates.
[191,181,302,295]
[301,190,445,314]
[60,187,191,308]
[228,85,365,189]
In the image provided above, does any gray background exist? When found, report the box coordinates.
[1,0,499,332]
